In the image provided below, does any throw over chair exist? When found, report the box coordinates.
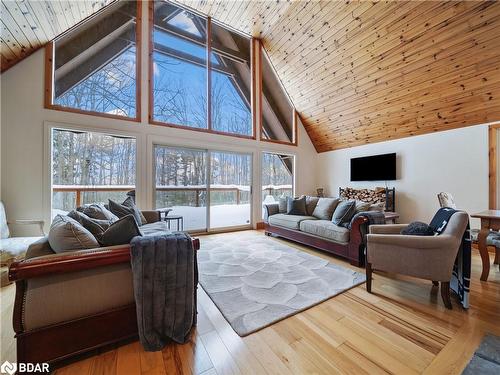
[366,211,468,309]
[438,192,499,267]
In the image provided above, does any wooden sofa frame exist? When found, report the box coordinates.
[264,216,368,266]
[8,238,200,367]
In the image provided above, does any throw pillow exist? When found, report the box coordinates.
[122,196,147,225]
[278,196,287,213]
[48,215,100,253]
[108,199,143,226]
[67,210,109,238]
[99,214,142,246]
[305,196,320,216]
[331,200,356,226]
[369,202,385,212]
[312,198,340,220]
[286,196,307,215]
[355,200,371,213]
[81,204,119,222]
[401,222,435,236]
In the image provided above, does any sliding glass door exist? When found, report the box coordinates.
[261,152,294,216]
[154,146,207,232]
[210,151,252,229]
[154,145,252,232]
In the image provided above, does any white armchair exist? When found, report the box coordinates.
[0,201,45,285]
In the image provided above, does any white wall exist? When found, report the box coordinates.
[317,124,492,229]
[0,3,318,236]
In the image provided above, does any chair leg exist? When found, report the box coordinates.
[494,248,499,265]
[440,282,452,309]
[366,262,372,293]
[432,281,439,286]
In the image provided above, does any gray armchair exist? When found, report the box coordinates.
[366,212,468,309]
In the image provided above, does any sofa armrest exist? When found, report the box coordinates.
[367,233,454,249]
[369,224,408,235]
[141,210,161,223]
[9,238,200,281]
[263,203,280,222]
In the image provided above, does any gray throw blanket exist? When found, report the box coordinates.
[130,233,197,351]
[347,210,386,229]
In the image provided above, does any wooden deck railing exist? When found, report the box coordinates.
[53,185,292,208]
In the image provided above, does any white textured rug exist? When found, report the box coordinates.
[198,231,365,336]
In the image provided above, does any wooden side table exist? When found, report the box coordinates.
[471,210,500,281]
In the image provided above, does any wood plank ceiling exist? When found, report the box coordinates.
[0,0,114,72]
[2,1,500,151]
[176,0,500,152]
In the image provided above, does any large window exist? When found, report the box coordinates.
[151,1,253,137]
[261,46,296,144]
[261,152,294,216]
[51,129,136,217]
[47,1,140,120]
[154,145,252,232]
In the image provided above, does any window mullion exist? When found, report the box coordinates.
[206,17,212,131]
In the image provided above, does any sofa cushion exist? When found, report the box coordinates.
[1,236,43,263]
[286,196,307,215]
[67,210,111,238]
[122,196,147,225]
[268,214,317,230]
[278,197,287,213]
[109,198,144,226]
[299,220,350,244]
[305,196,319,216]
[332,200,356,226]
[48,215,99,253]
[312,198,339,220]
[79,204,118,222]
[354,200,371,213]
[99,215,142,246]
[140,220,171,236]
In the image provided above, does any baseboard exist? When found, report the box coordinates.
[256,221,265,230]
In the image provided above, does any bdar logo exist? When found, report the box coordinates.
[0,361,17,375]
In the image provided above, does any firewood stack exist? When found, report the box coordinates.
[339,187,388,205]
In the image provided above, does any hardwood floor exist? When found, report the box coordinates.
[1,231,499,374]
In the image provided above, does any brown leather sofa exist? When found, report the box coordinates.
[8,210,199,367]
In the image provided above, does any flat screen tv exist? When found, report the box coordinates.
[350,153,396,181]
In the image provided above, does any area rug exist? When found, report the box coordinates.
[197,231,365,336]
[462,334,500,375]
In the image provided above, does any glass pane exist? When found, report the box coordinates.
[154,145,207,231]
[261,49,295,143]
[152,1,208,128]
[210,151,251,228]
[261,153,293,217]
[210,24,252,136]
[51,129,136,217]
[52,1,137,118]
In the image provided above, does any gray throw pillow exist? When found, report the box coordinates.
[48,215,100,253]
[108,199,143,226]
[331,200,357,226]
[122,196,147,225]
[401,222,435,236]
[67,210,108,238]
[81,204,119,222]
[286,196,307,216]
[355,200,371,213]
[278,197,287,213]
[312,198,340,220]
[305,196,320,216]
[99,214,142,246]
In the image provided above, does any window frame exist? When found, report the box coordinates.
[259,41,298,147]
[260,151,295,206]
[44,1,142,122]
[148,1,257,140]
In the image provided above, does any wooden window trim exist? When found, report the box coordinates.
[489,123,500,209]
[148,1,256,141]
[44,1,142,123]
[258,40,298,147]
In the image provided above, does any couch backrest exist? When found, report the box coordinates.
[0,201,9,239]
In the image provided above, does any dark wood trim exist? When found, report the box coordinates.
[366,262,372,293]
[16,304,138,367]
[251,37,258,142]
[149,119,256,140]
[44,1,142,123]
[12,280,26,333]
[256,221,265,230]
[9,238,200,281]
[264,215,368,266]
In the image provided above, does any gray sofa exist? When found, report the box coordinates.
[264,198,375,266]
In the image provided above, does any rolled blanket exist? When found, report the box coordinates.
[347,210,386,229]
[130,232,197,351]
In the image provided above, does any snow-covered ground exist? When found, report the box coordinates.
[165,204,251,230]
